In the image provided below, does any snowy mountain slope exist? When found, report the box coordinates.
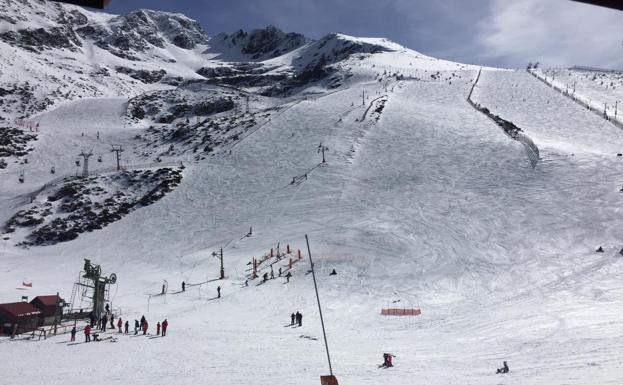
[1,1,623,385]
[530,67,623,127]
[0,0,213,121]
[2,63,623,384]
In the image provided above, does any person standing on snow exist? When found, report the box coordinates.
[140,315,146,330]
[143,320,149,335]
[124,320,129,334]
[89,311,96,327]
[295,311,302,327]
[110,313,115,329]
[290,313,296,325]
[285,271,292,283]
[134,319,139,335]
[70,326,76,342]
[162,319,168,336]
[217,286,221,298]
[156,322,161,336]
[84,324,91,342]
[182,281,186,292]
[117,317,123,333]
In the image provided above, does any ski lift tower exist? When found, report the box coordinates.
[68,259,117,319]
[78,150,93,178]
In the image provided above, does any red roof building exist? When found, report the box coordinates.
[0,302,42,335]
[30,295,64,326]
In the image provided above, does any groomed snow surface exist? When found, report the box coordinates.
[2,63,623,385]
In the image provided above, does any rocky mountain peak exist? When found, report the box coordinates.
[210,25,309,60]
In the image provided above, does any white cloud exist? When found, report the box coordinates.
[477,0,623,69]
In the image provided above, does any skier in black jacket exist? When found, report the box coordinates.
[496,361,509,374]
[296,311,303,327]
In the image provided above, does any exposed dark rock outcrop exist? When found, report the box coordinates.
[115,66,167,84]
[209,26,309,60]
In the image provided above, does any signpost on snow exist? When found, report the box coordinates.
[220,247,224,279]
[317,143,329,164]
[305,235,339,385]
[213,248,224,279]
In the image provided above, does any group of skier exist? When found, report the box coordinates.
[136,315,169,336]
[290,311,303,327]
[72,310,169,343]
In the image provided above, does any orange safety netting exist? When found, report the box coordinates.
[381,308,421,316]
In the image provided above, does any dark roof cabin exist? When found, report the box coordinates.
[30,295,64,325]
[0,302,42,335]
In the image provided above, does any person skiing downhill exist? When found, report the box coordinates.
[380,353,395,368]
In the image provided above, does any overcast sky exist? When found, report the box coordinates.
[106,0,623,69]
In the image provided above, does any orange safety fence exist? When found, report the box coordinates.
[381,308,421,316]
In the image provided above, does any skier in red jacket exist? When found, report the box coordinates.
[117,318,123,333]
[143,320,148,335]
[84,324,91,342]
